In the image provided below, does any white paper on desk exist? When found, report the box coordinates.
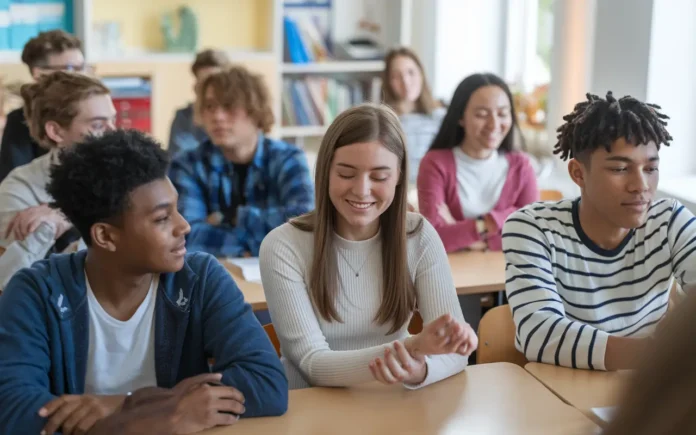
[591,406,616,423]
[227,257,262,283]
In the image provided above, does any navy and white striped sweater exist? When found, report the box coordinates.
[502,198,696,370]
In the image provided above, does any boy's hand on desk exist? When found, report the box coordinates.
[168,373,245,434]
[405,314,479,358]
[39,394,126,435]
[369,340,427,386]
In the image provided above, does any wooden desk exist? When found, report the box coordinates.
[225,251,506,312]
[448,250,506,294]
[200,363,598,435]
[225,267,268,311]
[525,363,630,425]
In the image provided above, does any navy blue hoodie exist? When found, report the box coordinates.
[0,250,288,434]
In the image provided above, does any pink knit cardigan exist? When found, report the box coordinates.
[416,149,539,252]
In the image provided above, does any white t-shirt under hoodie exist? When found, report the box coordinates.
[259,213,469,390]
[84,273,159,395]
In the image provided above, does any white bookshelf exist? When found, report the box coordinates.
[0,51,21,63]
[275,0,413,138]
[281,60,384,74]
[279,125,328,138]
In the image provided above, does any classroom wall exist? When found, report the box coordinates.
[590,0,653,100]
[409,0,436,85]
[90,0,272,53]
[430,0,506,101]
[545,0,595,143]
[585,0,696,178]
[646,0,696,178]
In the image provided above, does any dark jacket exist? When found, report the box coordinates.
[0,107,48,183]
[0,250,288,434]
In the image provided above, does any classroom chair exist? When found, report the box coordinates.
[539,189,563,201]
[668,276,684,312]
[476,305,528,367]
[263,323,281,357]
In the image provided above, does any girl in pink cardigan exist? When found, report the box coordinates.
[417,73,538,252]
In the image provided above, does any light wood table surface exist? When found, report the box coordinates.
[199,363,597,435]
[448,250,506,294]
[224,267,268,311]
[525,363,631,425]
[224,250,506,312]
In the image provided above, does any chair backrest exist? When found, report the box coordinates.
[477,305,528,366]
[540,189,563,201]
[668,276,684,312]
[263,323,281,357]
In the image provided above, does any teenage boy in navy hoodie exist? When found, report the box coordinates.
[0,129,288,435]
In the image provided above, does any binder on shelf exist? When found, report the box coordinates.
[284,16,309,64]
[283,0,332,64]
[102,76,152,134]
[282,76,382,128]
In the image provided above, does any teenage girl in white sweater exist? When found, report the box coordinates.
[260,103,477,390]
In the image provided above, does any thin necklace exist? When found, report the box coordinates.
[337,248,373,277]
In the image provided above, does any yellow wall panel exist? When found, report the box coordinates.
[91,0,273,52]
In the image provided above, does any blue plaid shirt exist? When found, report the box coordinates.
[170,134,314,257]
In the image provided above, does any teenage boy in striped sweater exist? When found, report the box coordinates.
[503,92,696,371]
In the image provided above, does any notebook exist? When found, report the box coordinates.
[226,257,262,283]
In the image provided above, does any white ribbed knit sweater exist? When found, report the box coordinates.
[259,213,469,389]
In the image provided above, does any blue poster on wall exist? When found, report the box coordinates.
[0,0,73,51]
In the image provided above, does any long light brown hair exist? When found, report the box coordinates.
[291,103,422,334]
[382,47,440,115]
[603,289,696,435]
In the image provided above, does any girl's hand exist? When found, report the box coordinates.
[369,341,427,386]
[437,203,456,225]
[404,314,478,357]
[484,214,499,235]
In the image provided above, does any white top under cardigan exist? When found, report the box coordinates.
[453,147,510,219]
[259,213,469,389]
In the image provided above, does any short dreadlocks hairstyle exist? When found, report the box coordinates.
[553,91,672,162]
[46,129,170,245]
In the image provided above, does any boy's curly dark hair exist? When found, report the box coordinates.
[46,129,170,245]
[553,91,673,162]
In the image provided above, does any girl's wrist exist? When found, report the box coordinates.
[406,360,428,386]
[404,335,420,357]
